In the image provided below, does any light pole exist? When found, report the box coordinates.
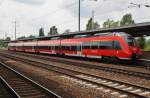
[79,0,81,32]
[13,20,17,40]
[14,21,16,40]
[78,0,97,32]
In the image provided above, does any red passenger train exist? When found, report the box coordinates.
[8,32,143,61]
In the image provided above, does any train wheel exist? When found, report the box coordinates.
[36,51,39,54]
[101,56,110,63]
[61,53,65,57]
[111,56,118,64]
[101,56,105,61]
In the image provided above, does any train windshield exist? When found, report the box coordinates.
[114,32,136,46]
[127,36,137,46]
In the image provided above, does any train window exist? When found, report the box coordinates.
[29,46,32,49]
[113,41,121,50]
[64,46,66,50]
[24,46,29,49]
[68,46,71,51]
[35,46,39,49]
[38,46,49,49]
[83,46,91,49]
[64,46,67,50]
[25,46,29,49]
[127,36,136,46]
[51,46,55,50]
[33,46,36,49]
[77,46,81,51]
[82,42,91,49]
[38,46,41,49]
[55,46,59,50]
[91,42,99,49]
[35,46,38,49]
[49,46,51,50]
[99,41,113,49]
[62,46,71,51]
[61,46,65,50]
[71,46,76,51]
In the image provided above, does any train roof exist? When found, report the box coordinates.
[11,22,150,42]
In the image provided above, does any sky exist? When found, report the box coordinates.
[0,0,150,40]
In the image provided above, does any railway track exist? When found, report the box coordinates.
[2,49,150,72]
[0,62,61,98]
[1,51,150,80]
[0,76,19,98]
[0,52,150,98]
[5,50,150,69]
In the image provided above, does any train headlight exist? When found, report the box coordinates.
[117,51,118,54]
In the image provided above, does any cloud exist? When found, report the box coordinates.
[14,0,47,5]
[0,0,150,40]
[62,0,129,17]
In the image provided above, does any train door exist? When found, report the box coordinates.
[59,40,62,54]
[22,42,25,51]
[32,46,34,52]
[113,40,121,57]
[77,43,82,56]
[51,45,55,54]
[35,40,38,53]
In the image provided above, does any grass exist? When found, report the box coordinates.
[144,45,150,51]
[144,40,150,51]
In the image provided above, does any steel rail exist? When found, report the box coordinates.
[0,76,20,98]
[0,62,62,98]
[0,53,149,98]
[3,51,150,80]
[2,50,150,69]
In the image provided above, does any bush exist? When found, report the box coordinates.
[144,39,150,51]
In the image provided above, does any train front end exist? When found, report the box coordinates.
[116,32,143,60]
[123,34,143,59]
[127,36,143,59]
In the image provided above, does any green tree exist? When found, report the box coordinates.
[103,19,114,28]
[120,13,134,26]
[0,39,8,48]
[112,21,120,27]
[86,18,100,30]
[39,27,45,37]
[5,37,11,41]
[17,36,26,40]
[103,13,134,28]
[86,18,92,30]
[48,26,58,35]
[137,37,146,49]
[103,19,119,28]
[0,40,5,47]
[144,39,150,51]
[63,29,70,34]
[93,21,100,29]
[28,35,36,38]
[146,39,150,46]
